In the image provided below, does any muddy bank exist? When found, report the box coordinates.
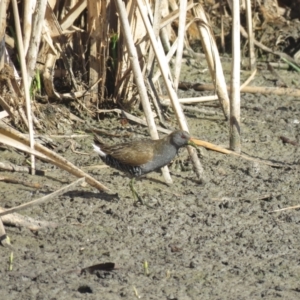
[1,63,300,299]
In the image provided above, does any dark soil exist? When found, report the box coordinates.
[1,62,300,300]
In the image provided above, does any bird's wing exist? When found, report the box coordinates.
[101,140,155,166]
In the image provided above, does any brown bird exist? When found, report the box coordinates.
[93,130,192,203]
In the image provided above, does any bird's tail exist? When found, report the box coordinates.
[92,143,106,157]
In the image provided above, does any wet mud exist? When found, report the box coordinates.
[1,64,300,299]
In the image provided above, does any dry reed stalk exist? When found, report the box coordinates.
[159,0,195,29]
[245,0,256,70]
[229,0,241,153]
[190,138,286,168]
[144,0,165,124]
[173,0,187,91]
[114,0,173,184]
[99,0,110,106]
[60,0,87,30]
[152,17,194,83]
[43,51,60,100]
[0,121,109,192]
[191,83,300,97]
[0,0,10,70]
[26,0,47,87]
[43,3,80,93]
[116,0,149,105]
[158,0,172,53]
[42,3,86,101]
[160,95,218,106]
[152,40,177,83]
[86,0,102,106]
[146,0,162,69]
[136,0,205,181]
[0,96,16,120]
[192,4,230,119]
[12,0,36,175]
[22,0,36,56]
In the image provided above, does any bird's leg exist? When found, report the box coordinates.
[130,178,144,205]
[130,178,155,208]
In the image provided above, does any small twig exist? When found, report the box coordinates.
[0,162,46,175]
[70,140,89,155]
[0,177,85,217]
[60,90,90,100]
[240,68,257,91]
[270,205,300,213]
[182,105,220,116]
[0,207,57,230]
[50,134,90,138]
[160,95,218,106]
[133,286,141,299]
[0,176,41,188]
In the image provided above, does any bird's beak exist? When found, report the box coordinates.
[188,139,197,148]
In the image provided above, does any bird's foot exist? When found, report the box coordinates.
[130,179,155,208]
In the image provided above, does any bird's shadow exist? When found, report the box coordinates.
[63,190,119,202]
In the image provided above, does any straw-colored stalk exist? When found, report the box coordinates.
[229,0,241,153]
[22,0,36,56]
[189,82,300,97]
[245,0,256,70]
[192,4,230,119]
[0,0,10,70]
[144,0,165,123]
[26,0,47,87]
[173,0,187,91]
[0,121,109,192]
[86,0,103,105]
[12,0,36,174]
